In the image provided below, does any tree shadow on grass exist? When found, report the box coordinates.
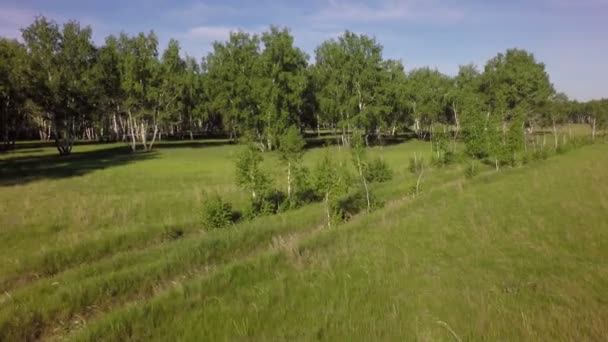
[304,132,418,149]
[0,146,156,186]
[152,139,234,149]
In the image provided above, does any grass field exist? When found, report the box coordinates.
[1,126,607,341]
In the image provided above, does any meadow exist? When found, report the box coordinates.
[0,126,607,341]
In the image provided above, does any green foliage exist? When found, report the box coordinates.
[278,125,306,160]
[406,68,452,136]
[332,188,383,223]
[312,31,387,136]
[408,154,425,174]
[287,166,319,209]
[278,126,308,204]
[364,157,393,183]
[0,38,28,149]
[257,27,309,150]
[235,144,270,200]
[244,189,287,219]
[431,124,455,166]
[464,160,480,179]
[22,17,97,154]
[201,194,235,229]
[5,16,601,158]
[481,48,554,115]
[462,110,489,158]
[533,148,550,161]
[313,150,353,226]
[204,31,260,141]
[350,130,372,212]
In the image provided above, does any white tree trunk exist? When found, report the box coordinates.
[127,111,137,152]
[287,161,291,199]
[356,154,371,213]
[325,192,331,228]
[148,123,159,151]
[139,121,148,151]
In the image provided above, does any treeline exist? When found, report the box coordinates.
[1,16,607,154]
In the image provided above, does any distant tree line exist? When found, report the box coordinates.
[1,16,607,154]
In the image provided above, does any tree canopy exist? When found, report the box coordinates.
[1,16,605,155]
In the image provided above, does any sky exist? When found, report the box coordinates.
[0,0,607,100]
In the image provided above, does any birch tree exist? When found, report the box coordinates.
[350,130,371,213]
[118,31,160,151]
[204,32,260,142]
[22,17,97,155]
[278,125,306,201]
[257,27,308,150]
[313,31,385,144]
[0,38,28,150]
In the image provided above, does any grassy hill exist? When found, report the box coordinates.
[1,137,607,341]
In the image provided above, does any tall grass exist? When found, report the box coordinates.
[70,144,608,341]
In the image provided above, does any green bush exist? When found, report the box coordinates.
[555,144,568,154]
[162,226,184,241]
[532,149,550,161]
[286,166,320,209]
[464,160,480,179]
[408,155,425,174]
[331,187,382,223]
[364,157,393,183]
[431,151,459,167]
[245,189,287,219]
[522,152,531,165]
[202,194,235,229]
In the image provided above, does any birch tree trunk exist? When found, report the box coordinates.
[148,122,159,151]
[287,161,291,199]
[356,154,371,213]
[325,192,331,228]
[127,110,137,152]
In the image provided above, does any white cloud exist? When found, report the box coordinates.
[186,25,237,41]
[310,0,464,24]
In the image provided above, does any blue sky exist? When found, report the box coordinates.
[1,0,607,100]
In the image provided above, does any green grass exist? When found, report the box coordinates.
[73,143,608,341]
[0,139,439,284]
[0,127,606,341]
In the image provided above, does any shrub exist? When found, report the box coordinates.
[444,151,458,164]
[568,136,593,149]
[235,144,270,201]
[286,166,319,209]
[464,160,480,179]
[202,194,234,229]
[364,157,393,183]
[408,155,425,174]
[162,226,184,241]
[245,189,287,219]
[331,187,382,223]
[532,149,549,161]
[431,150,459,167]
[522,152,531,165]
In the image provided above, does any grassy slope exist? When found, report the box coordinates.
[0,139,436,283]
[1,126,605,341]
[72,144,608,341]
[2,138,462,340]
